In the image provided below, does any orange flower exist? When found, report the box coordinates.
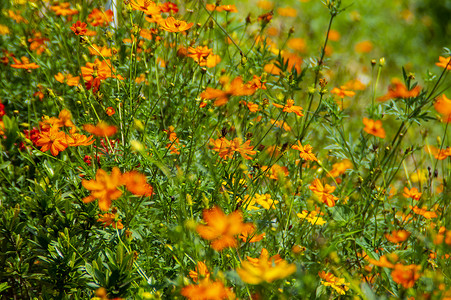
[391,263,421,289]
[130,0,161,15]
[209,137,256,160]
[378,78,421,102]
[424,144,451,160]
[196,206,254,251]
[328,29,341,41]
[246,75,266,90]
[264,52,302,75]
[187,46,212,62]
[97,208,124,229]
[328,159,352,177]
[291,141,317,161]
[200,77,255,106]
[318,271,350,295]
[82,167,123,211]
[122,170,153,197]
[70,21,87,35]
[367,253,398,268]
[277,7,297,17]
[159,16,193,33]
[36,127,71,156]
[87,8,114,27]
[354,40,373,53]
[237,248,296,284]
[106,107,115,116]
[343,79,366,90]
[10,56,39,69]
[83,121,117,137]
[434,94,451,123]
[270,119,291,131]
[81,59,117,81]
[159,2,178,13]
[436,56,451,70]
[51,2,78,16]
[240,101,260,113]
[181,278,234,300]
[28,32,49,55]
[409,205,437,219]
[8,10,28,24]
[287,37,306,52]
[239,226,265,243]
[188,261,210,282]
[163,125,182,154]
[260,164,287,180]
[385,230,410,243]
[403,187,422,201]
[89,44,112,57]
[309,178,338,207]
[69,132,95,147]
[331,86,356,98]
[362,117,386,138]
[219,5,238,12]
[273,99,304,116]
[55,72,80,86]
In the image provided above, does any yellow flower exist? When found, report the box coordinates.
[237,248,296,284]
[297,210,326,226]
[319,271,350,295]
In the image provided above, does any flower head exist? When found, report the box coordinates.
[210,137,256,160]
[436,56,451,70]
[273,99,304,116]
[391,263,421,289]
[36,127,71,156]
[291,141,317,161]
[181,278,234,300]
[159,16,193,33]
[237,248,296,284]
[196,206,254,251]
[319,271,350,295]
[378,78,421,102]
[97,208,124,229]
[434,94,451,123]
[82,167,123,211]
[130,0,161,15]
[70,21,87,35]
[83,121,117,137]
[122,170,153,197]
[403,187,422,201]
[309,178,338,207]
[363,117,386,138]
[201,77,256,106]
[10,56,39,69]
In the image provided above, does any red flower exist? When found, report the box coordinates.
[70,21,88,35]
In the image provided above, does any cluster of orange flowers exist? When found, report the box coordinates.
[82,167,153,211]
[209,137,256,160]
[200,76,258,107]
[185,46,221,68]
[81,58,123,93]
[35,109,94,156]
